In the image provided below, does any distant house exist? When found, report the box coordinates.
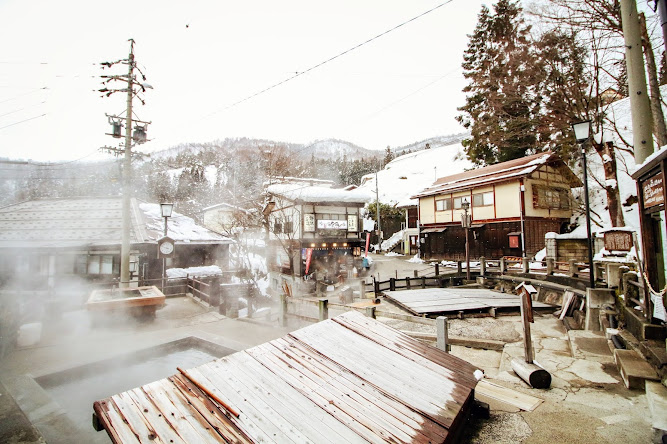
[264,179,372,296]
[412,152,582,260]
[0,197,232,302]
[201,202,251,234]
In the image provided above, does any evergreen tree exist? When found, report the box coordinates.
[456,0,542,165]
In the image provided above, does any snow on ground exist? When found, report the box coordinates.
[358,143,471,207]
[166,265,222,278]
[384,252,403,257]
[407,255,424,263]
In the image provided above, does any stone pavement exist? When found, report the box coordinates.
[0,296,301,443]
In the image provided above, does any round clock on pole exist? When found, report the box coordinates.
[157,236,175,258]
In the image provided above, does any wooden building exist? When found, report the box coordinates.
[264,180,371,296]
[93,311,481,443]
[0,197,232,304]
[412,152,582,261]
[632,146,667,294]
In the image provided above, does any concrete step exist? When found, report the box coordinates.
[645,381,667,443]
[640,340,667,379]
[613,349,661,389]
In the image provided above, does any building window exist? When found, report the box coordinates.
[273,222,282,234]
[533,185,570,210]
[473,192,494,207]
[436,198,452,211]
[283,220,293,234]
[453,197,464,209]
[82,255,115,275]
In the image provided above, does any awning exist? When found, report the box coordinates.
[421,227,447,234]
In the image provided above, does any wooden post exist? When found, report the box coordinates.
[435,263,440,276]
[389,278,396,291]
[318,298,329,321]
[499,257,506,274]
[479,256,486,277]
[280,293,287,327]
[456,261,462,274]
[414,270,419,278]
[374,277,380,296]
[511,282,551,388]
[366,306,376,319]
[436,316,449,353]
[522,257,530,274]
[568,259,578,277]
[406,277,411,289]
[421,277,426,289]
[546,258,554,276]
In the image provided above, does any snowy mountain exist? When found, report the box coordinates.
[392,133,469,156]
[298,139,374,161]
[358,141,471,207]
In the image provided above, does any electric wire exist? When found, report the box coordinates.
[200,0,454,119]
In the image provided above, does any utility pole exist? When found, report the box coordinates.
[99,39,151,288]
[620,0,655,164]
[375,171,382,252]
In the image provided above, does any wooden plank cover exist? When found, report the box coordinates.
[93,311,480,443]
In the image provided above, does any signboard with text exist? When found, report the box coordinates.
[347,215,358,232]
[643,172,665,208]
[317,219,348,230]
[303,214,315,232]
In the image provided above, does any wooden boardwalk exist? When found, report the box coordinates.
[93,311,481,443]
[384,288,554,316]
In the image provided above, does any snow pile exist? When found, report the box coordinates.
[166,265,222,278]
[384,252,403,257]
[266,183,372,204]
[358,143,471,207]
[140,203,232,242]
[407,255,424,263]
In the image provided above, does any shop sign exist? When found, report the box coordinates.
[303,214,315,232]
[643,172,665,208]
[347,215,358,232]
[317,219,348,230]
[604,231,632,251]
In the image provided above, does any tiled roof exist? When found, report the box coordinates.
[0,197,231,249]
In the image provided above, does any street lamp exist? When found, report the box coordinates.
[160,203,173,236]
[160,203,173,291]
[461,198,471,281]
[571,120,595,289]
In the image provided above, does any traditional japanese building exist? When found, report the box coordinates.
[412,152,582,260]
[263,180,372,296]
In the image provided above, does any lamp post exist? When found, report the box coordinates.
[160,203,173,290]
[462,198,471,281]
[572,121,596,289]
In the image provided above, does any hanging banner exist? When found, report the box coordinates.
[364,232,371,257]
[305,248,314,274]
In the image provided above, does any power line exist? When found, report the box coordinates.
[0,113,46,130]
[0,87,47,104]
[200,0,454,120]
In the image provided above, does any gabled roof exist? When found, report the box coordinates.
[412,152,582,198]
[0,197,232,249]
[94,311,480,443]
[266,183,372,205]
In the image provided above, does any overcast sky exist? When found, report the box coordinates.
[0,0,484,162]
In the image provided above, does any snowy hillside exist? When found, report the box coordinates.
[358,142,471,207]
[298,139,374,161]
[393,133,469,156]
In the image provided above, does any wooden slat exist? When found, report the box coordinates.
[475,380,543,411]
[191,363,302,444]
[111,392,167,444]
[94,399,142,444]
[125,388,187,443]
[289,323,469,428]
[169,375,252,443]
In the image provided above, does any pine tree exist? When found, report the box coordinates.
[457,0,542,165]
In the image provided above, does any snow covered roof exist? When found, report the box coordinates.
[266,183,372,205]
[201,202,249,213]
[0,197,231,249]
[413,152,581,198]
[358,143,472,207]
[632,144,667,179]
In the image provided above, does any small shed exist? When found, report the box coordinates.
[93,311,481,443]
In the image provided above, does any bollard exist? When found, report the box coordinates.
[280,293,287,327]
[568,259,578,277]
[546,258,554,276]
[318,298,329,321]
[479,256,486,277]
[436,316,450,353]
[522,257,529,273]
[499,257,506,274]
[366,306,376,319]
